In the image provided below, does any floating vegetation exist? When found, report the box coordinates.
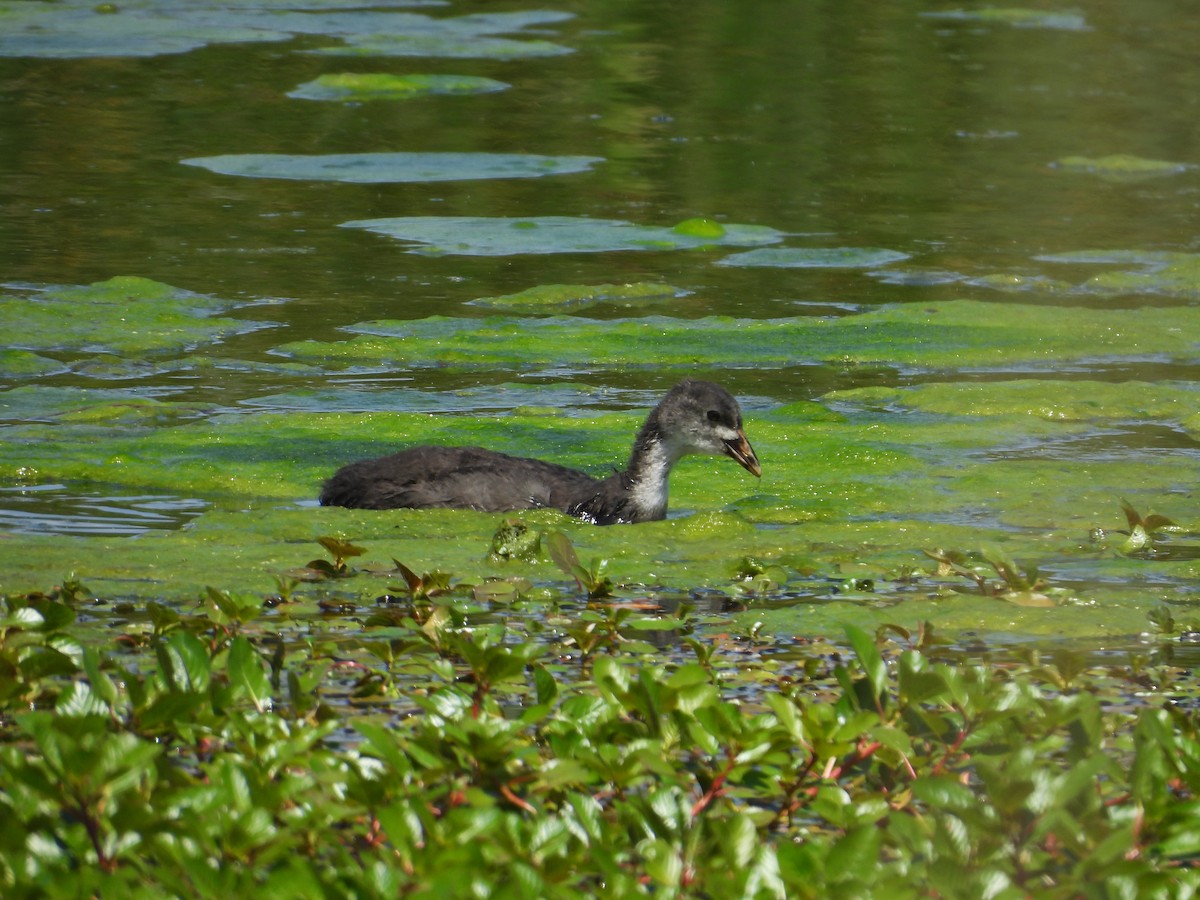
[274,300,1200,372]
[920,8,1088,31]
[923,546,1069,607]
[0,350,68,380]
[288,72,510,102]
[0,277,271,356]
[303,9,576,59]
[1050,153,1193,180]
[0,0,292,58]
[0,3,571,59]
[339,216,786,255]
[468,282,688,312]
[182,152,603,184]
[873,250,1200,300]
[825,379,1200,423]
[716,247,911,269]
[1116,499,1182,558]
[307,33,573,59]
[1036,249,1200,299]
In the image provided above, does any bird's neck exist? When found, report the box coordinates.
[621,417,684,520]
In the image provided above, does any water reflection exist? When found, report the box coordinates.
[0,484,207,536]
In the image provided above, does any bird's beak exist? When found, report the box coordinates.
[724,429,762,478]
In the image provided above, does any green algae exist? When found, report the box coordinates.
[906,250,1200,300]
[0,387,214,427]
[64,353,320,383]
[716,247,911,269]
[183,152,603,184]
[468,282,688,312]
[288,73,509,102]
[274,300,1200,373]
[338,216,785,256]
[0,350,67,379]
[2,379,1197,646]
[1051,154,1193,179]
[0,276,272,356]
[966,273,1074,294]
[826,380,1200,423]
[736,586,1152,644]
[242,382,658,415]
[672,218,726,238]
[1036,250,1200,299]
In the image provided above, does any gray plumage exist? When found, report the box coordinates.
[319,379,760,525]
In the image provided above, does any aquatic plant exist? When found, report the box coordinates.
[923,546,1066,607]
[545,531,614,601]
[1117,498,1179,556]
[2,580,1200,896]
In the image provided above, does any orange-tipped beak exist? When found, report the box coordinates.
[724,430,762,478]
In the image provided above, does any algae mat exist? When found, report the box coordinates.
[2,379,1197,647]
[277,300,1200,373]
[2,274,1198,646]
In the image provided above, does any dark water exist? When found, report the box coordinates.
[0,0,1198,530]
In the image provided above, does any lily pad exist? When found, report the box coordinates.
[182,152,603,184]
[307,34,573,59]
[0,2,565,60]
[716,247,911,269]
[0,276,273,356]
[919,8,1088,31]
[1050,154,1193,180]
[287,73,509,102]
[0,1,291,58]
[338,216,786,256]
[468,282,688,312]
[301,11,575,59]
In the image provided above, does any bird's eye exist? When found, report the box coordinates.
[706,410,721,423]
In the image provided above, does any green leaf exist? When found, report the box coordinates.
[912,775,976,811]
[844,624,887,705]
[82,646,120,710]
[532,664,558,706]
[825,826,884,880]
[545,531,586,581]
[157,630,211,693]
[725,811,759,868]
[19,646,78,680]
[55,681,110,718]
[227,636,271,712]
[640,837,683,887]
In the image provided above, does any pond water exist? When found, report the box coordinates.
[0,0,1198,649]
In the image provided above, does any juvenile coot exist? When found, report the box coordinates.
[319,379,761,525]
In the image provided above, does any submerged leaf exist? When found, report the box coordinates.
[338,215,784,255]
[717,247,910,269]
[288,72,508,102]
[183,152,603,184]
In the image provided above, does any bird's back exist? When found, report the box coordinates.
[319,445,601,512]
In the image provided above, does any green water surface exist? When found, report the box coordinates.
[1,0,1197,652]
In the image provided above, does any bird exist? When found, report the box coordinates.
[319,378,761,525]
